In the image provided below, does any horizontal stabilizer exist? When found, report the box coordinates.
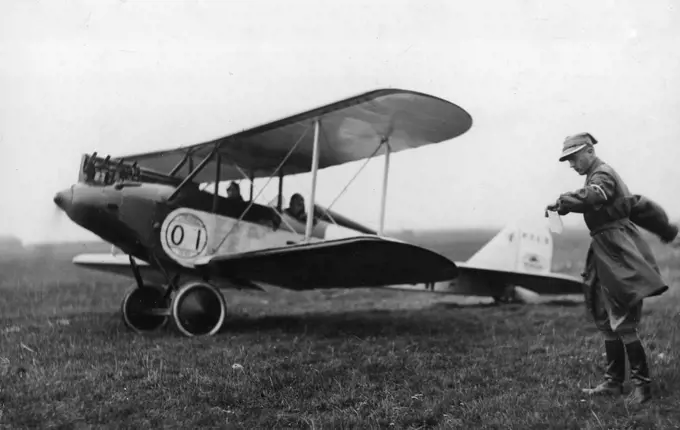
[455,261,584,295]
[73,253,149,267]
[195,236,458,290]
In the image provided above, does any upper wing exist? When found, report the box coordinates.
[114,89,473,182]
[194,236,459,289]
[454,261,584,295]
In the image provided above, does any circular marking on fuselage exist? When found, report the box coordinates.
[163,212,208,258]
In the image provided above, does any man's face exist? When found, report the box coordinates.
[291,196,304,213]
[566,149,592,175]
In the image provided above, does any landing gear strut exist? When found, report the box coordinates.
[120,256,227,337]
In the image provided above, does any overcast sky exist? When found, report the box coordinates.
[1,0,679,244]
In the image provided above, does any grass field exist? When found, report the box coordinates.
[1,229,679,429]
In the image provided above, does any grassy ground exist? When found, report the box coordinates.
[1,231,679,429]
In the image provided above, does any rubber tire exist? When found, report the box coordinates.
[171,282,227,337]
[121,284,169,334]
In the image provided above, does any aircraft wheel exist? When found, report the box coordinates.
[171,282,226,337]
[492,285,518,305]
[504,285,518,303]
[121,284,169,333]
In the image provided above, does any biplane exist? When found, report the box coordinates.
[53,88,583,338]
[53,89,475,337]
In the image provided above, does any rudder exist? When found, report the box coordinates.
[466,222,554,274]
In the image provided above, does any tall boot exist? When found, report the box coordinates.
[624,340,652,404]
[582,339,625,395]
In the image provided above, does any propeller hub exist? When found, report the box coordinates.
[53,187,73,212]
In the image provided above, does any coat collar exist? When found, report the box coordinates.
[585,157,604,178]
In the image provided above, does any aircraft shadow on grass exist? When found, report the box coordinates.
[429,299,583,310]
[216,311,483,338]
[63,308,483,339]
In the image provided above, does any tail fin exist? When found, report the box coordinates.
[466,221,553,274]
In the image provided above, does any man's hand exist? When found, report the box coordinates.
[546,199,571,216]
[545,201,560,216]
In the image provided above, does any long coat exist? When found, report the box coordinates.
[554,158,677,322]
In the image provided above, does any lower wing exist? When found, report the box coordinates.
[71,253,265,291]
[194,236,458,290]
[72,253,168,284]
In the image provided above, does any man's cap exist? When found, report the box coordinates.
[559,132,598,162]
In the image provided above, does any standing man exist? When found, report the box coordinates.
[546,132,677,405]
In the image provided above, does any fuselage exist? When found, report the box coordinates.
[53,180,376,279]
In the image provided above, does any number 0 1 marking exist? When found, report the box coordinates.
[169,224,204,249]
[164,213,208,258]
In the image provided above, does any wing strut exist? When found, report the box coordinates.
[169,144,219,201]
[208,125,311,253]
[277,169,284,211]
[379,138,391,236]
[305,118,321,242]
[169,153,190,177]
[212,152,221,213]
[249,170,254,202]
